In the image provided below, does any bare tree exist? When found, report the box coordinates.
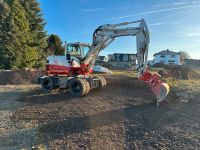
[179,51,191,64]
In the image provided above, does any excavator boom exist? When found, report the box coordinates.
[81,19,170,106]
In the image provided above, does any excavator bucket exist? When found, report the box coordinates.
[139,70,170,106]
[151,82,170,107]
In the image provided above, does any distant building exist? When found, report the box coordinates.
[97,56,107,61]
[150,49,181,65]
[185,59,200,66]
[108,53,137,69]
[94,55,107,66]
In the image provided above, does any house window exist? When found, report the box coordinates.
[114,54,120,61]
[171,55,175,58]
[119,54,123,61]
[168,60,175,63]
[129,55,136,61]
[123,54,129,61]
[160,55,165,58]
[168,60,175,65]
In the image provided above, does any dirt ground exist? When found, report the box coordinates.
[0,69,44,85]
[0,75,200,150]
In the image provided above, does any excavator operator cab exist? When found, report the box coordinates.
[65,42,90,60]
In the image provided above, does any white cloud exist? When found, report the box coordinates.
[187,33,200,37]
[192,1,200,4]
[155,2,189,7]
[164,8,197,19]
[172,2,189,5]
[104,4,200,21]
[150,22,181,26]
[155,1,200,7]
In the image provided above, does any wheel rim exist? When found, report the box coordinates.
[71,81,81,93]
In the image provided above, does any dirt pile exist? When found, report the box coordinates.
[0,69,45,85]
[158,66,200,80]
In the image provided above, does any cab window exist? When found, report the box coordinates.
[82,46,90,57]
[66,44,81,56]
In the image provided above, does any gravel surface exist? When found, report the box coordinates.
[0,75,200,150]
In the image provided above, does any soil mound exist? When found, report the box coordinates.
[0,69,45,85]
[158,66,200,80]
[152,63,167,68]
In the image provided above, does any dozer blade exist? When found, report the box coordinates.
[151,82,170,107]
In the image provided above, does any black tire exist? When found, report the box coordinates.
[42,77,55,93]
[99,76,107,87]
[69,78,90,96]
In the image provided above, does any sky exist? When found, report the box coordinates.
[39,0,200,59]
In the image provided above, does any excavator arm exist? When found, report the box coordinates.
[81,19,170,106]
[82,20,149,74]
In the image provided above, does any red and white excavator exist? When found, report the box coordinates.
[38,19,170,106]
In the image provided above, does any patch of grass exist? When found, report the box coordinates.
[164,77,200,91]
[111,68,164,77]
[150,67,164,72]
[111,70,138,77]
[195,70,200,74]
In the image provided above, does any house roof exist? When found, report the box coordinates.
[154,49,180,56]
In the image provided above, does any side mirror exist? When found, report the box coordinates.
[66,53,71,61]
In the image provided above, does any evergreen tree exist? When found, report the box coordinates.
[10,0,38,68]
[0,0,12,69]
[179,51,191,65]
[0,0,47,69]
[20,0,47,68]
[0,0,37,69]
[47,34,65,55]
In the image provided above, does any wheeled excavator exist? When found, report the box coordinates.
[38,19,170,106]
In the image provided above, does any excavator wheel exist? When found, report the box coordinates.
[99,76,107,87]
[84,80,91,95]
[102,77,107,86]
[69,78,90,96]
[42,77,55,93]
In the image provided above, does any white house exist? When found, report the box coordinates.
[149,49,181,65]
